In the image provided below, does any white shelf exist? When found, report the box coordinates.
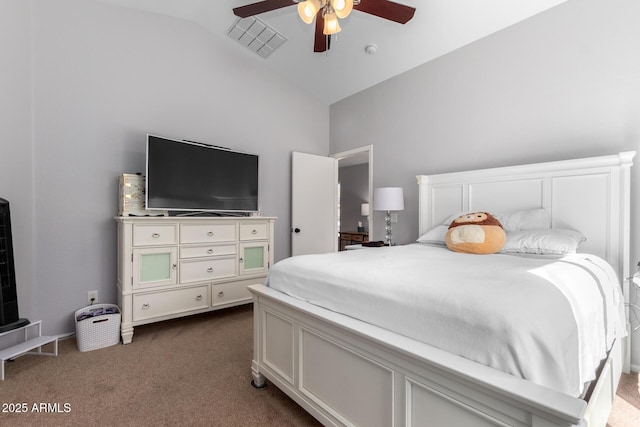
[0,321,58,380]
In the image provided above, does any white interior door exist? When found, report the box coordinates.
[291,152,338,256]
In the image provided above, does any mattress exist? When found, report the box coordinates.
[267,244,627,397]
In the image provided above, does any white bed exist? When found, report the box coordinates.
[249,151,635,427]
[266,245,625,399]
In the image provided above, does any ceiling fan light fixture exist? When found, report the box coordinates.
[331,0,353,19]
[232,0,415,53]
[322,11,342,36]
[297,0,321,24]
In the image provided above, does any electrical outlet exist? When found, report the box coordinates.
[390,213,398,223]
[88,290,99,305]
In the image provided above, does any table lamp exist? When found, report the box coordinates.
[359,203,370,232]
[373,187,404,246]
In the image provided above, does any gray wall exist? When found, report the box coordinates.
[0,0,35,322]
[330,0,640,366]
[1,0,328,336]
[339,163,369,233]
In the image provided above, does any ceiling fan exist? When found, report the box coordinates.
[233,0,416,53]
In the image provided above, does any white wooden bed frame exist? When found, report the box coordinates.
[249,151,635,427]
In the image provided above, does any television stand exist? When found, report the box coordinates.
[115,215,276,343]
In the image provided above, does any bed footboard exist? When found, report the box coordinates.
[249,284,620,427]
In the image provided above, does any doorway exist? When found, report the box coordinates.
[290,146,372,257]
[332,146,373,250]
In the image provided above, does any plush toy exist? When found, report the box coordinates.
[445,212,506,254]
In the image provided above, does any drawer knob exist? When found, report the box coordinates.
[252,229,257,235]
[207,267,214,273]
[152,233,160,238]
[207,249,214,254]
[142,303,150,310]
[195,294,203,301]
[172,264,177,270]
[207,231,214,236]
[239,257,243,263]
[218,291,224,297]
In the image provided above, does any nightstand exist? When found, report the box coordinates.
[339,231,368,251]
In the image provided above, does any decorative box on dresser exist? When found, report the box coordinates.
[115,216,276,344]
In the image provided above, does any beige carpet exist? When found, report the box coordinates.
[2,305,319,426]
[608,371,640,427]
[1,305,638,426]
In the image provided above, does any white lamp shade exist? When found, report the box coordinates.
[323,11,341,35]
[298,0,321,24]
[373,187,404,211]
[331,0,353,19]
[361,203,370,216]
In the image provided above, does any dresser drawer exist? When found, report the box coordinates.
[132,285,209,322]
[180,257,237,283]
[180,244,237,259]
[133,224,178,246]
[180,223,237,244]
[239,223,268,241]
[211,279,253,307]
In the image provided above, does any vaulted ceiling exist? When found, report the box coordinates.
[97,0,568,104]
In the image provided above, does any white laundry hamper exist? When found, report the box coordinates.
[74,304,121,352]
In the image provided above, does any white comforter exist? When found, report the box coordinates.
[267,244,627,397]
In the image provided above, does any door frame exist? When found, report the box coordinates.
[331,145,374,241]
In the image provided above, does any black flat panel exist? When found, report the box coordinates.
[0,198,21,327]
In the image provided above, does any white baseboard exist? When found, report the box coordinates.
[56,331,75,340]
[630,363,640,373]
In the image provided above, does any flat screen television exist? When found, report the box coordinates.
[145,134,259,214]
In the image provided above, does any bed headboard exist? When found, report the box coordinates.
[416,152,635,283]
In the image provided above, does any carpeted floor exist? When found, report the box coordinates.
[608,371,640,427]
[1,305,638,426]
[1,305,319,426]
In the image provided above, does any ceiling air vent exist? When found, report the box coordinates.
[227,17,286,59]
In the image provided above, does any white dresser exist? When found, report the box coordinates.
[115,216,276,344]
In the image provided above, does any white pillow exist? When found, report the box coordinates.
[500,229,586,256]
[494,209,550,232]
[417,209,550,244]
[416,225,449,245]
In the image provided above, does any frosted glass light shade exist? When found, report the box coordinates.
[298,0,321,24]
[323,11,341,35]
[373,187,405,211]
[331,0,353,19]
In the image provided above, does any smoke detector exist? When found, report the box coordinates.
[364,43,378,55]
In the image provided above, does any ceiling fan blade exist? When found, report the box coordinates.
[233,0,295,18]
[314,13,330,52]
[353,0,416,24]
